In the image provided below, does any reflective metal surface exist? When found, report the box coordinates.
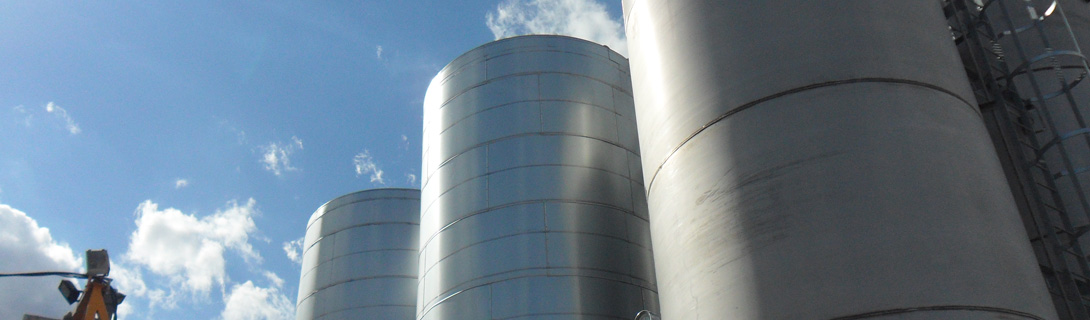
[295,188,420,320]
[419,35,657,320]
[622,1,1054,319]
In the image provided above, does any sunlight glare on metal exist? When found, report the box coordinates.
[1044,0,1057,17]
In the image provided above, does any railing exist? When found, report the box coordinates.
[946,0,1090,318]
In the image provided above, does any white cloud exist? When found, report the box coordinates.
[0,203,82,318]
[221,281,294,320]
[13,105,33,127]
[376,45,384,60]
[353,150,385,184]
[174,179,189,189]
[400,134,410,150]
[108,263,147,318]
[260,136,303,176]
[262,271,284,288]
[486,0,627,55]
[216,118,248,145]
[282,237,303,264]
[44,102,81,135]
[406,173,418,186]
[125,199,262,301]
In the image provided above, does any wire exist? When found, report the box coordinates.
[0,271,87,278]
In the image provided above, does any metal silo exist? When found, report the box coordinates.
[418,35,657,320]
[622,1,1055,319]
[295,189,420,320]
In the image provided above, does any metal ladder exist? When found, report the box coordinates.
[946,0,1090,318]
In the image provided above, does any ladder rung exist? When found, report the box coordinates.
[1036,181,1059,192]
[1041,202,1066,215]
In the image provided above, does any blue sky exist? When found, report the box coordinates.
[0,0,625,319]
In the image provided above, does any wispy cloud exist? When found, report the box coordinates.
[406,173,418,186]
[485,0,627,55]
[260,136,303,176]
[174,179,189,189]
[12,105,33,127]
[282,237,303,264]
[376,45,384,60]
[216,118,248,145]
[44,102,81,135]
[353,150,385,184]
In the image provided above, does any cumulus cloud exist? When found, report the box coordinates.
[260,136,303,176]
[353,150,385,184]
[125,199,262,300]
[221,281,294,320]
[486,0,627,55]
[44,102,81,135]
[0,203,82,317]
[174,179,189,189]
[282,237,304,264]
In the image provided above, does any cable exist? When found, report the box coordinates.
[0,271,87,278]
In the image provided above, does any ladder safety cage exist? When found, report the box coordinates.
[945,0,1090,318]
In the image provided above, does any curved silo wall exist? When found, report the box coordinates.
[622,1,1055,319]
[418,35,657,320]
[296,189,420,320]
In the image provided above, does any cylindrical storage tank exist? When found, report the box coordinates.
[295,189,420,320]
[419,35,657,320]
[622,1,1055,319]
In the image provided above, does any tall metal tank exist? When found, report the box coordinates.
[622,1,1056,319]
[418,35,657,319]
[295,189,420,320]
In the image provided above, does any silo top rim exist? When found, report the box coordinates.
[309,188,420,222]
[436,34,624,77]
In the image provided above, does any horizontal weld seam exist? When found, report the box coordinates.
[307,194,419,230]
[418,270,656,319]
[645,78,976,196]
[299,248,417,281]
[829,305,1045,320]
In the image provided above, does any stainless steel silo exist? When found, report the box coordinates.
[295,189,420,320]
[418,35,657,320]
[622,1,1056,319]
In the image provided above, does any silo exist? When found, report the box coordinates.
[622,1,1056,319]
[418,35,657,319]
[295,189,420,320]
